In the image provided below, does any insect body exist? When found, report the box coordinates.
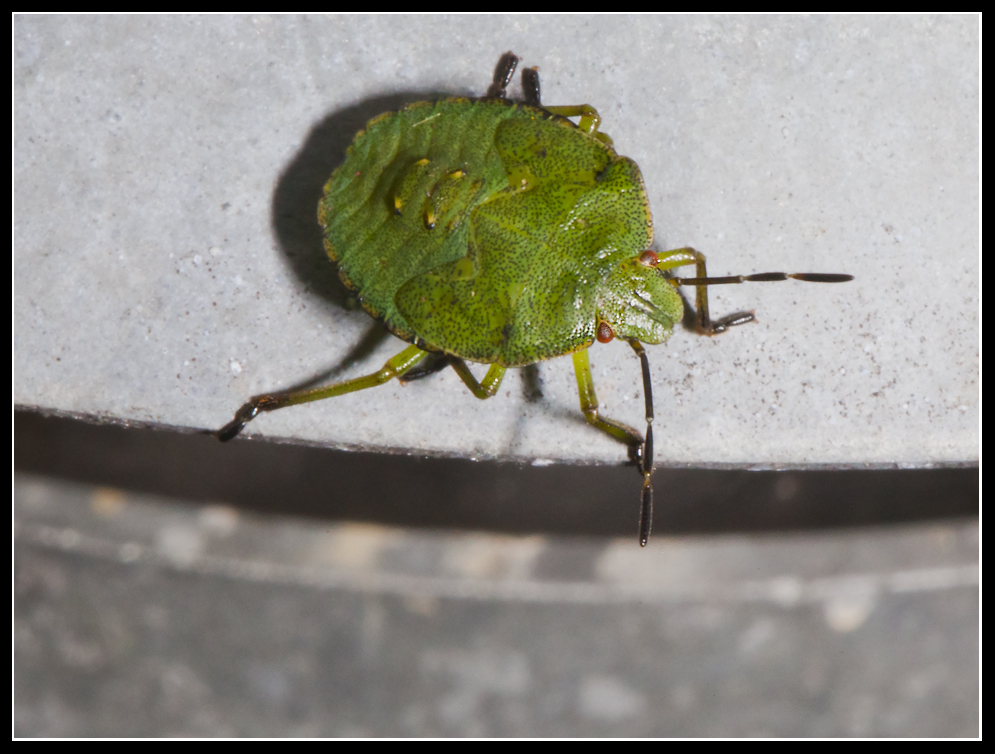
[219,53,852,545]
[321,96,662,368]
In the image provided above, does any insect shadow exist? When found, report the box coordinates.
[269,89,550,404]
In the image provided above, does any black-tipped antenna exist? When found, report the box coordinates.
[673,272,854,286]
[629,340,655,546]
[667,256,854,335]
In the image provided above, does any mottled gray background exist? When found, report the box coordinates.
[14,472,979,737]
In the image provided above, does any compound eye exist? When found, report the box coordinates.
[638,250,658,267]
[597,321,615,343]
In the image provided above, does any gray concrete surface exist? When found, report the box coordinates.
[15,473,978,737]
[15,16,979,467]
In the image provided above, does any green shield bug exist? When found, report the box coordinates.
[219,52,853,546]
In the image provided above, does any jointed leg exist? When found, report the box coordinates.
[398,351,452,383]
[655,247,852,336]
[656,247,757,335]
[543,105,614,146]
[400,354,508,401]
[572,348,643,460]
[489,54,612,145]
[218,345,428,441]
[450,359,506,399]
[572,347,655,544]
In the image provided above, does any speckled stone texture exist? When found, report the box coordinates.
[15,16,978,466]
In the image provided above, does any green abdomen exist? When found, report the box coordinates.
[319,99,519,342]
[319,98,653,366]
